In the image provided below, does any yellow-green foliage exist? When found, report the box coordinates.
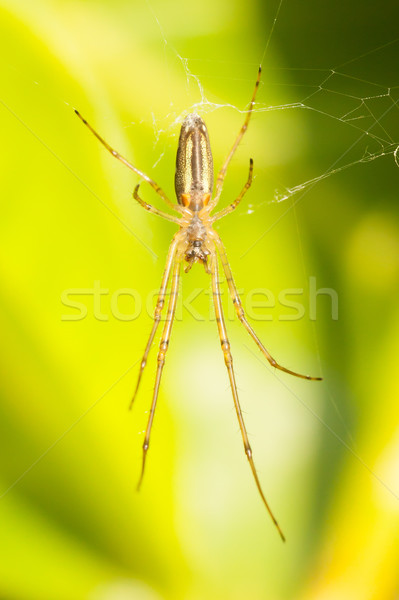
[0,1,398,599]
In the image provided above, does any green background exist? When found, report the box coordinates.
[1,0,399,598]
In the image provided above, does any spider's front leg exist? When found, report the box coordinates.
[211,233,322,382]
[137,257,182,489]
[210,253,285,541]
[131,234,181,408]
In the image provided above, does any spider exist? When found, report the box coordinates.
[75,67,321,541]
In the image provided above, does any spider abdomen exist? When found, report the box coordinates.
[175,113,214,211]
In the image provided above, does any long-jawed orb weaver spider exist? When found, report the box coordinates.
[75,67,321,541]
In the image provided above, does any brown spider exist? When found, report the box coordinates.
[75,67,321,541]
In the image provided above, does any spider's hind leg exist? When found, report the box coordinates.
[207,66,261,211]
[212,158,253,222]
[74,109,181,212]
[133,185,181,224]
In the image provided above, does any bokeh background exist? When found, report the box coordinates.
[1,0,399,598]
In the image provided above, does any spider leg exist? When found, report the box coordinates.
[211,255,285,541]
[133,184,181,224]
[130,235,181,408]
[137,258,181,490]
[213,234,322,381]
[212,159,253,222]
[207,66,261,211]
[74,109,181,213]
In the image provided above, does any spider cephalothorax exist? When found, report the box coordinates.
[182,213,212,272]
[75,66,322,542]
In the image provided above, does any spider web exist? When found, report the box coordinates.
[141,0,399,211]
[2,0,398,508]
[152,60,399,200]
[140,0,399,503]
